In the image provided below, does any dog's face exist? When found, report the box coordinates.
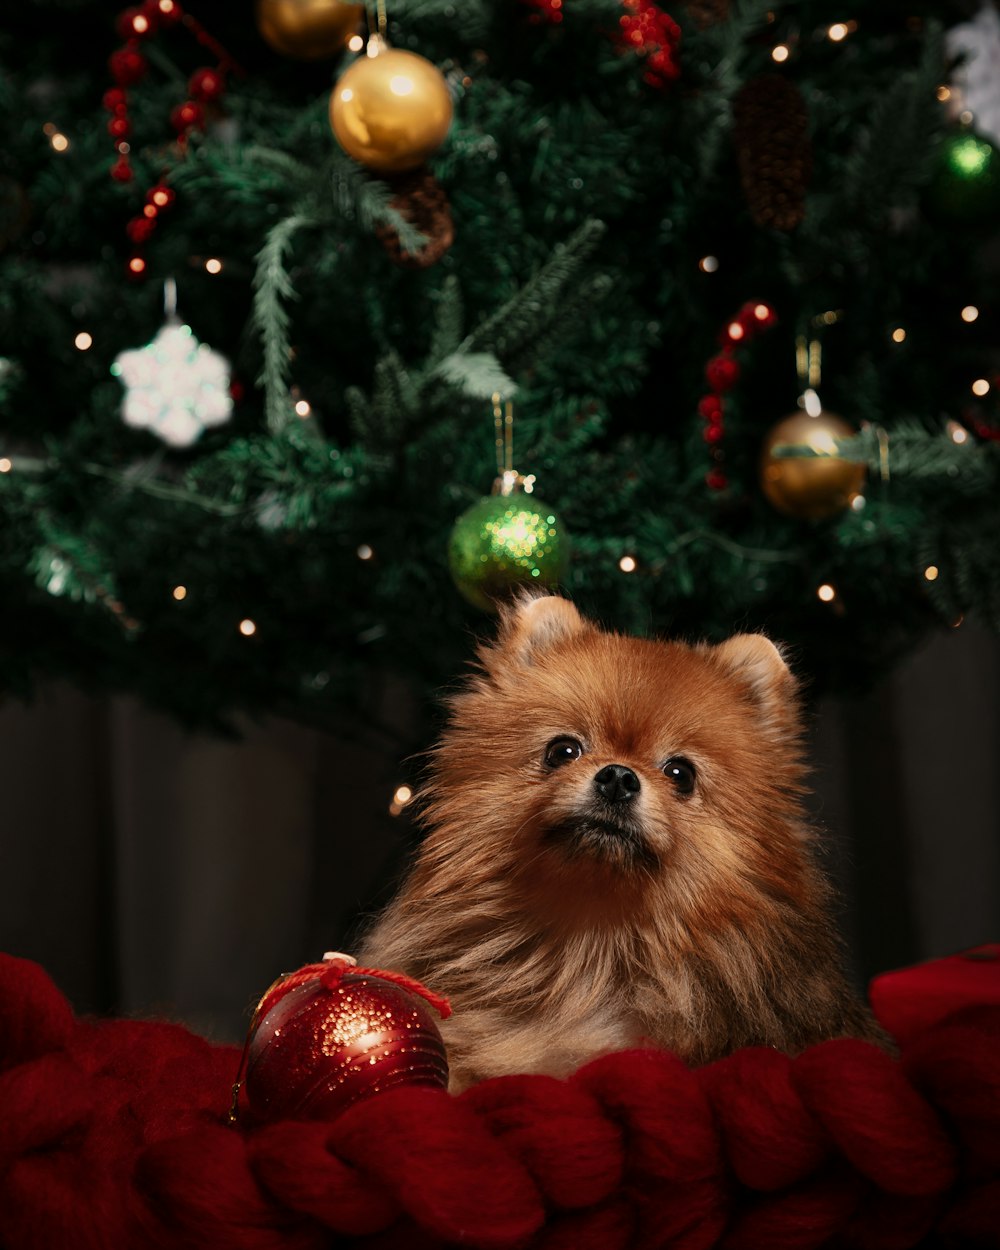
[424,594,811,929]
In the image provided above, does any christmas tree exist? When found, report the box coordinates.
[3,0,998,733]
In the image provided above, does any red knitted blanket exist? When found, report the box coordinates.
[1,949,998,1249]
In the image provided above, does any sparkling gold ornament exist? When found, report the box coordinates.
[760,408,865,520]
[329,41,453,173]
[256,0,363,60]
[449,478,569,612]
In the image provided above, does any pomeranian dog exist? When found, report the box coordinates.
[361,592,887,1090]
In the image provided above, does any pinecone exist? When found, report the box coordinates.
[375,168,454,269]
[732,75,812,231]
[683,0,730,27]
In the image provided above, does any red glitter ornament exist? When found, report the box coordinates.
[235,955,451,1126]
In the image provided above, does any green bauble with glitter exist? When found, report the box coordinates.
[924,129,1000,225]
[448,485,570,611]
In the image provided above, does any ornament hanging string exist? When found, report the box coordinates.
[366,0,389,42]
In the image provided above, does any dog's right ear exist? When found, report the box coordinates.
[489,593,589,667]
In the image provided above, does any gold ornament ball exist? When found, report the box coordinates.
[760,409,866,520]
[330,47,453,173]
[256,0,363,60]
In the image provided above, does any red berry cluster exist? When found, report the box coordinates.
[105,0,236,278]
[699,301,778,492]
[617,0,682,89]
[522,0,564,23]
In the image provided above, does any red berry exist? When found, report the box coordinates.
[188,67,225,102]
[705,353,741,392]
[117,7,154,39]
[126,216,156,243]
[107,115,131,139]
[703,424,725,444]
[170,100,204,133]
[697,394,722,421]
[110,156,134,183]
[103,87,128,113]
[229,379,245,403]
[109,46,147,87]
[706,468,728,491]
[144,0,182,25]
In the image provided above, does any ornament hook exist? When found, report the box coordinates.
[493,392,517,493]
[163,277,178,324]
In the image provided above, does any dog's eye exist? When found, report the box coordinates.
[662,757,696,795]
[544,737,583,768]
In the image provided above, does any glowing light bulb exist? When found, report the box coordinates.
[0,458,11,473]
[972,378,990,396]
[950,423,969,445]
[754,304,771,321]
[172,585,187,601]
[771,44,790,62]
[294,399,311,417]
[961,305,979,322]
[891,327,906,343]
[619,555,637,573]
[50,132,69,152]
[348,34,364,51]
[74,332,93,351]
[159,0,176,13]
[937,86,952,102]
[389,784,414,816]
[828,22,849,40]
[699,255,719,273]
[727,322,744,341]
[817,584,836,603]
[239,618,257,636]
[205,258,222,274]
[924,566,940,582]
[357,544,374,560]
[132,13,149,33]
[128,257,146,275]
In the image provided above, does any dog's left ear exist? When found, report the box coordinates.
[712,634,797,724]
[493,593,589,667]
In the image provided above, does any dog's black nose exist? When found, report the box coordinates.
[594,764,641,804]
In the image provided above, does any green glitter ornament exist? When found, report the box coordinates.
[925,129,1000,225]
[448,477,570,612]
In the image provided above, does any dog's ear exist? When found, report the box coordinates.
[711,634,798,727]
[492,593,589,666]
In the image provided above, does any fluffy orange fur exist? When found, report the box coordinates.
[361,593,887,1091]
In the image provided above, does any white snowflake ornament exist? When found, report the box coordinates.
[947,4,1000,149]
[111,316,233,449]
